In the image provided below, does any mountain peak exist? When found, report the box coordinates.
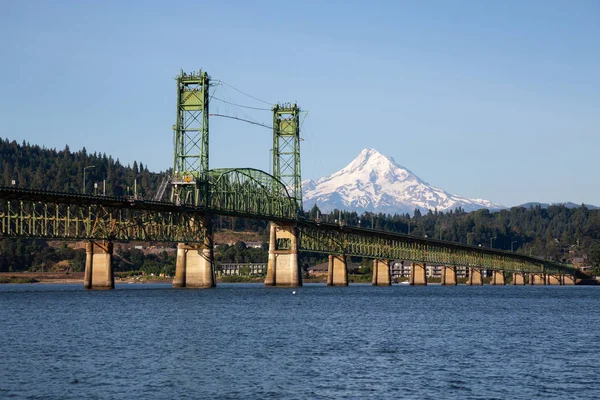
[304,149,503,214]
[350,148,394,167]
[332,148,414,185]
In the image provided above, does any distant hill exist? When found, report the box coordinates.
[519,202,599,210]
[0,137,164,198]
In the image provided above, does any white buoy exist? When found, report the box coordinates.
[292,291,296,295]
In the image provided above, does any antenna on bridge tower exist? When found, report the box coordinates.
[272,103,302,214]
[171,69,210,206]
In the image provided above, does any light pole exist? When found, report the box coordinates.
[490,236,496,248]
[511,241,517,252]
[83,165,95,194]
[467,232,475,245]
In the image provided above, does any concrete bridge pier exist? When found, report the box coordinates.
[490,270,506,285]
[530,273,546,285]
[562,275,576,285]
[172,243,215,288]
[84,241,114,290]
[440,266,457,286]
[512,272,527,285]
[372,259,391,286]
[328,255,348,286]
[410,263,427,286]
[265,223,302,287]
[467,267,483,286]
[173,215,215,289]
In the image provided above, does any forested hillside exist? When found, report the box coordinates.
[1,138,599,275]
[0,138,163,198]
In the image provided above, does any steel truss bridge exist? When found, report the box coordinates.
[0,188,575,276]
[0,69,579,278]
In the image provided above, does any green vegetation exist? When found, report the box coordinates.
[219,275,264,283]
[114,248,176,276]
[0,276,39,284]
[215,241,268,264]
[0,240,86,273]
[349,274,372,283]
[0,138,163,197]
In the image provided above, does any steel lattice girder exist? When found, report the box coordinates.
[0,187,206,243]
[297,220,578,275]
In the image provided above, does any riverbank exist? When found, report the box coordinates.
[0,272,84,284]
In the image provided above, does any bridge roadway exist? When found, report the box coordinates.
[0,185,581,288]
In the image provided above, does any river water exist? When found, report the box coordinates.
[1,283,599,399]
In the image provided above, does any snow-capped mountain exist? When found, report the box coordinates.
[302,148,503,215]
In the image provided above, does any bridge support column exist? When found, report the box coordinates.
[467,267,483,286]
[84,241,114,290]
[440,266,457,286]
[173,243,215,288]
[409,263,427,286]
[562,275,576,285]
[265,223,302,287]
[530,273,546,285]
[490,270,505,285]
[546,274,562,285]
[328,255,348,286]
[512,272,527,285]
[372,259,391,286]
[173,214,215,289]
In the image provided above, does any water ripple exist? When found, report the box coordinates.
[1,284,599,399]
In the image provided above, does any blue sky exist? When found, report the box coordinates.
[1,1,598,207]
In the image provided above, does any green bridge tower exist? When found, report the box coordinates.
[171,69,214,288]
[266,103,303,287]
[272,103,302,214]
[171,69,210,206]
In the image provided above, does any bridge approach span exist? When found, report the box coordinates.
[297,220,576,276]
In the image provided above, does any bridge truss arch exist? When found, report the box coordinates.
[208,168,299,221]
